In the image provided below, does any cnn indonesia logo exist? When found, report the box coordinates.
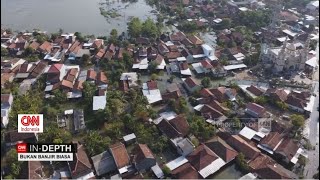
[18,114,43,133]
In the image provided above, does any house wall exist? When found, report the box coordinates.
[136,158,156,171]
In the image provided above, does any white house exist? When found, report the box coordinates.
[142,81,162,104]
[1,93,13,128]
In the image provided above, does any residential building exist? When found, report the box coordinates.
[183,77,201,93]
[245,102,266,118]
[205,136,238,164]
[258,132,284,154]
[157,115,190,139]
[109,142,131,174]
[67,141,95,179]
[171,163,200,179]
[171,137,195,156]
[142,81,162,104]
[187,144,226,178]
[132,144,156,172]
[46,64,65,84]
[91,151,117,177]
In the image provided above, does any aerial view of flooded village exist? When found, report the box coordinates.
[1,0,319,179]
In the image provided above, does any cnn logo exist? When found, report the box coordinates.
[18,114,43,133]
[16,143,27,153]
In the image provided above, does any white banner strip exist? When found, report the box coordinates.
[18,153,73,161]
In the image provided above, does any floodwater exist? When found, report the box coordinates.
[209,164,244,179]
[1,0,157,36]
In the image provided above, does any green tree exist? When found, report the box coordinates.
[24,46,35,57]
[109,29,118,44]
[151,73,158,80]
[298,156,307,167]
[74,32,85,42]
[254,96,268,105]
[201,77,211,88]
[39,124,72,143]
[123,52,133,69]
[189,115,216,140]
[81,54,91,66]
[149,61,158,73]
[84,131,111,156]
[150,135,169,153]
[235,152,249,172]
[128,17,142,38]
[52,89,67,106]
[5,149,23,178]
[162,165,171,177]
[9,91,44,129]
[104,121,125,139]
[35,34,49,44]
[142,18,159,38]
[220,18,231,29]
[291,114,305,129]
[1,47,9,56]
[82,82,96,105]
[275,101,288,110]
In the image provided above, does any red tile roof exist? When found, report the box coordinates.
[260,132,283,150]
[200,88,215,98]
[38,41,52,53]
[201,59,213,69]
[205,136,238,163]
[92,39,103,49]
[47,64,63,73]
[266,88,288,102]
[29,41,40,50]
[68,141,93,179]
[246,102,266,117]
[249,154,275,170]
[97,72,108,84]
[87,69,97,80]
[133,144,155,164]
[158,119,181,139]
[188,35,203,45]
[285,95,307,109]
[171,163,200,179]
[169,115,190,137]
[187,144,219,171]
[109,142,130,169]
[184,77,198,88]
[166,51,181,59]
[95,49,105,59]
[275,138,299,161]
[225,135,261,161]
[246,85,265,96]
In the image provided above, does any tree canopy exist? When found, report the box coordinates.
[84,131,111,156]
[201,77,211,88]
[291,114,305,129]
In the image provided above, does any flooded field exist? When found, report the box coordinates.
[1,0,157,35]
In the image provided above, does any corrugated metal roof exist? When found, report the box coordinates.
[166,156,188,171]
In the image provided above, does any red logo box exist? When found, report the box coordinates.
[16,143,27,153]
